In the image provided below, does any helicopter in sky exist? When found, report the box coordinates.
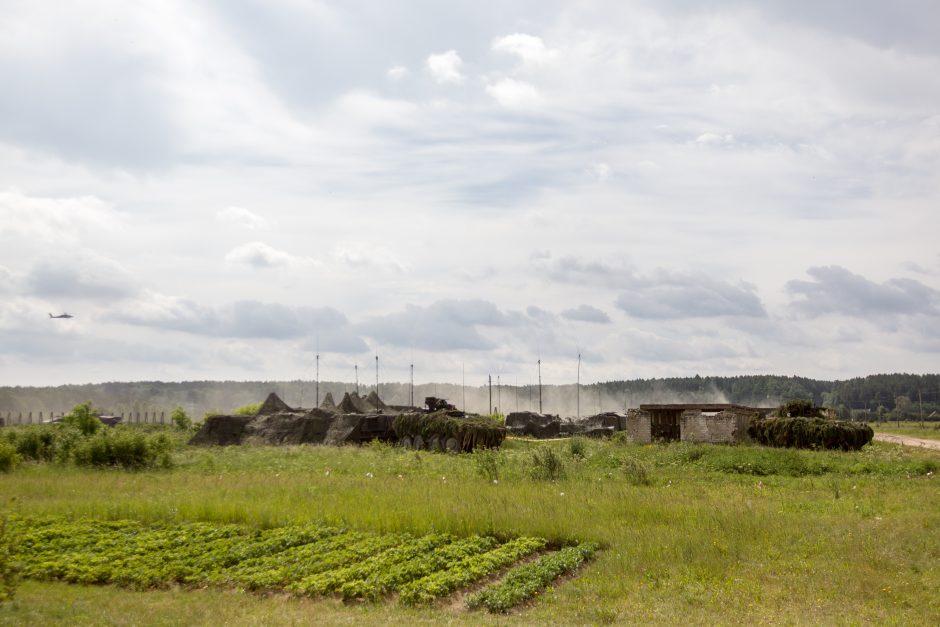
[48,313,74,319]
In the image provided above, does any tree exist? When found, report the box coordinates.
[895,396,913,420]
[62,402,102,436]
[170,407,192,431]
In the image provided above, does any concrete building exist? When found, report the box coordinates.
[624,404,775,444]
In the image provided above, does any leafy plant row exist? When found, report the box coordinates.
[9,517,584,610]
[466,542,599,613]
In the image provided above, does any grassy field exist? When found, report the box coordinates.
[869,421,940,441]
[2,434,939,625]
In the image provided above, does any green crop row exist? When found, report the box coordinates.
[9,516,581,611]
[398,536,547,605]
[466,542,599,613]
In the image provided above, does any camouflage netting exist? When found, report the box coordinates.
[319,392,336,412]
[747,416,874,451]
[189,393,497,451]
[393,411,506,452]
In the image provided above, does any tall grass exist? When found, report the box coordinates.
[1,438,938,624]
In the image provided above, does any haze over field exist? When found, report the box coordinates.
[1,1,938,387]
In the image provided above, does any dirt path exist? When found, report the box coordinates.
[874,432,940,452]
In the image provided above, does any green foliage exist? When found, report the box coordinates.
[748,417,873,451]
[1,425,79,463]
[621,457,652,486]
[473,448,503,481]
[72,431,173,470]
[0,443,19,474]
[9,516,560,607]
[62,402,103,436]
[568,436,588,459]
[467,542,598,613]
[0,513,19,603]
[398,536,547,605]
[170,407,193,431]
[233,403,263,416]
[393,411,506,451]
[528,446,565,481]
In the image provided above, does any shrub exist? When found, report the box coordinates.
[748,416,873,451]
[62,402,102,436]
[72,431,173,470]
[233,403,263,416]
[170,407,193,431]
[473,448,503,481]
[611,431,633,446]
[0,513,18,603]
[621,457,652,485]
[568,437,588,459]
[528,447,565,481]
[0,443,18,473]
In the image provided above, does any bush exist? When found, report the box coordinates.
[621,457,652,485]
[233,403,262,416]
[568,437,588,459]
[0,513,18,603]
[170,407,193,431]
[72,431,173,470]
[0,443,18,473]
[473,448,503,481]
[528,447,565,481]
[62,402,103,436]
[748,416,873,451]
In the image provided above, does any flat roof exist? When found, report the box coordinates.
[639,404,775,412]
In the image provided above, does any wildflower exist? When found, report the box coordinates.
[366,472,374,479]
[397,474,404,480]
[324,469,331,476]
[492,479,498,485]
[559,492,565,497]
[441,475,446,481]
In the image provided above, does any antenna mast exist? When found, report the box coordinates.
[577,353,581,419]
[355,364,359,395]
[315,353,320,407]
[538,358,543,414]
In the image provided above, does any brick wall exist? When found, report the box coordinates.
[679,410,739,444]
[624,409,652,443]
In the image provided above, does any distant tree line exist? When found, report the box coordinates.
[1,373,937,421]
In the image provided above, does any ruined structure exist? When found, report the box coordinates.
[625,404,775,444]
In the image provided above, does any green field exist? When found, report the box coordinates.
[870,421,940,441]
[2,434,940,625]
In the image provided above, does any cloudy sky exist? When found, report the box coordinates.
[1,0,939,388]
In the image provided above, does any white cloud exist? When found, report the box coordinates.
[485,78,541,109]
[590,163,611,181]
[386,65,409,81]
[426,50,464,84]
[695,132,735,145]
[492,33,557,65]
[224,241,314,270]
[216,206,270,230]
[0,188,120,244]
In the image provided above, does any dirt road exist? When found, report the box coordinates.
[874,432,940,452]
